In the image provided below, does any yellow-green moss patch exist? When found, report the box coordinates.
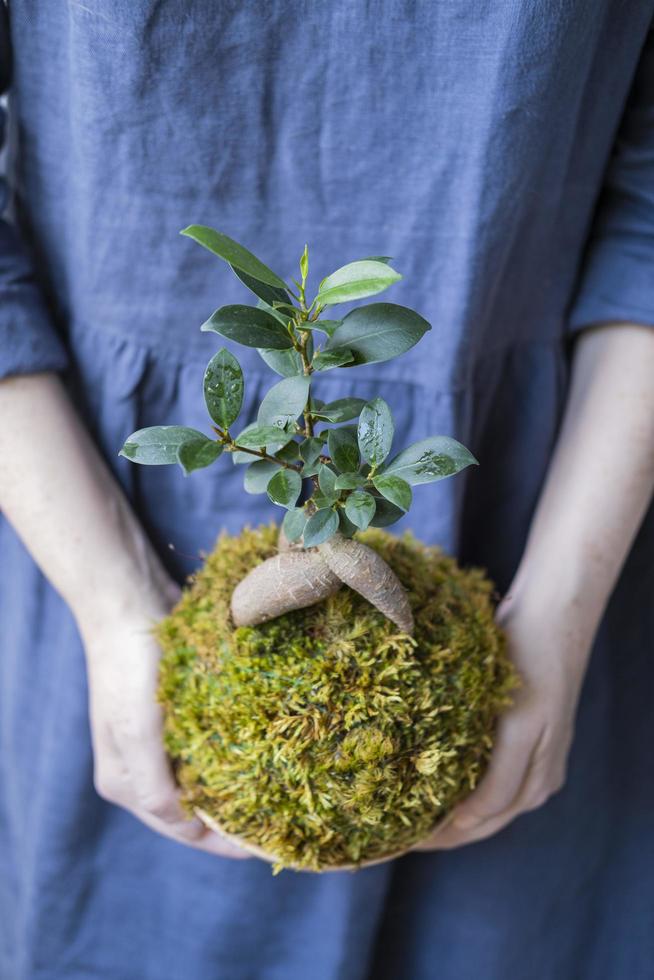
[156,524,517,872]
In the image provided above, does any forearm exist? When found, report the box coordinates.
[0,373,167,623]
[508,323,654,641]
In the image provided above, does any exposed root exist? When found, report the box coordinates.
[232,525,414,633]
[230,550,340,627]
[318,533,414,633]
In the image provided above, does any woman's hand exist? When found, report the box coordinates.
[416,322,654,851]
[77,570,248,859]
[0,375,247,858]
[414,576,593,850]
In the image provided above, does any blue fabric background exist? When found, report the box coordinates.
[1,2,653,978]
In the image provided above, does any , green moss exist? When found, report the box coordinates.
[156,524,518,872]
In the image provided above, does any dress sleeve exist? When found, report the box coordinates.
[0,4,69,379]
[568,23,654,334]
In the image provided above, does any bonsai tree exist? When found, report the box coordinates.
[120,227,478,632]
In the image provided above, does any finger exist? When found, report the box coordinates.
[426,764,564,850]
[117,730,250,856]
[99,735,249,858]
[416,730,557,851]
[413,722,541,851]
[448,718,543,830]
[127,804,250,858]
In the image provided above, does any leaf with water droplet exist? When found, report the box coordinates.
[382,436,478,485]
[357,397,394,466]
[257,376,311,429]
[119,426,212,465]
[203,348,244,429]
[267,468,302,509]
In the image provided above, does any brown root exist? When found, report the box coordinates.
[318,533,414,633]
[230,549,341,627]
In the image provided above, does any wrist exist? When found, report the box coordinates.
[65,498,178,635]
[502,543,606,652]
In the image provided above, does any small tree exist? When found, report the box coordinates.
[120,227,477,632]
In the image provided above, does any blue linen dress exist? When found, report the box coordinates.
[1,2,653,977]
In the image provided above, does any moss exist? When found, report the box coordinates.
[155,524,518,872]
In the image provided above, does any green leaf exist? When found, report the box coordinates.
[300,437,324,466]
[272,302,300,316]
[325,303,431,365]
[181,225,288,291]
[257,376,311,430]
[312,397,367,423]
[303,507,339,547]
[231,266,291,308]
[230,423,291,462]
[267,468,302,509]
[382,436,478,485]
[372,473,412,511]
[317,463,338,502]
[369,495,405,527]
[344,490,377,530]
[203,348,244,429]
[276,440,301,463]
[282,506,308,542]
[176,438,224,475]
[312,319,343,337]
[234,424,295,449]
[312,348,355,372]
[202,305,294,350]
[119,426,212,465]
[243,459,281,494]
[311,492,333,509]
[360,255,393,264]
[255,297,293,327]
[334,471,368,491]
[299,244,309,281]
[357,397,394,466]
[257,347,304,377]
[230,422,293,465]
[315,260,402,306]
[328,427,359,473]
[337,508,358,538]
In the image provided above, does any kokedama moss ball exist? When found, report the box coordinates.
[156,524,517,872]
